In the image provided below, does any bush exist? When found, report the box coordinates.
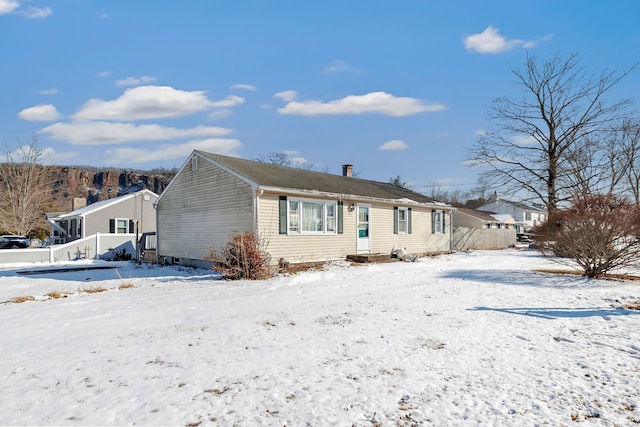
[208,231,273,280]
[533,194,640,278]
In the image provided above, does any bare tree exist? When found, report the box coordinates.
[534,194,640,278]
[469,53,635,212]
[255,152,314,170]
[0,136,55,237]
[389,175,412,190]
[613,118,640,204]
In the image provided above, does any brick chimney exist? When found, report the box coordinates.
[342,164,353,177]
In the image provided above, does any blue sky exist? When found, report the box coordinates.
[2,1,640,193]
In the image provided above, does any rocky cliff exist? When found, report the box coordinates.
[47,166,175,211]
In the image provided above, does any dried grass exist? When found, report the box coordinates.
[82,286,107,294]
[46,291,68,299]
[118,282,136,290]
[10,295,35,304]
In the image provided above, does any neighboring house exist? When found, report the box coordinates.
[476,194,547,236]
[155,150,455,267]
[47,189,158,244]
[452,207,517,250]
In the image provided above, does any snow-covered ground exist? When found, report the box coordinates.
[1,249,639,426]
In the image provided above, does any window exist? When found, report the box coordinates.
[287,198,337,234]
[525,211,532,221]
[393,207,412,234]
[398,208,408,233]
[110,218,133,234]
[432,210,445,234]
[191,156,198,171]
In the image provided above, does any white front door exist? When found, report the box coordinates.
[356,205,371,253]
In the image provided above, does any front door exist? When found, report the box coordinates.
[356,205,371,253]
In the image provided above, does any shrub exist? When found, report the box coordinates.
[207,231,273,280]
[533,194,640,278]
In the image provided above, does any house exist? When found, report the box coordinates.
[47,189,158,244]
[154,151,455,267]
[452,207,517,250]
[476,193,547,237]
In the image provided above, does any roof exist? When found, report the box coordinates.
[484,194,546,212]
[455,208,515,223]
[195,151,447,206]
[55,189,158,220]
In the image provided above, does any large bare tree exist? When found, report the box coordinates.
[0,136,54,237]
[469,53,635,212]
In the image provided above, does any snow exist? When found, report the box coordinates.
[1,249,639,426]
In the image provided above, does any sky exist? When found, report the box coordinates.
[2,1,640,194]
[2,249,640,425]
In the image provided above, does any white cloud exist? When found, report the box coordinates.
[230,84,256,91]
[42,147,78,163]
[324,60,360,74]
[210,95,244,108]
[98,10,109,19]
[39,88,59,95]
[209,109,232,120]
[464,26,528,54]
[39,121,233,146]
[273,90,297,102]
[378,140,408,151]
[278,92,445,117]
[97,71,112,78]
[289,157,309,166]
[115,76,158,87]
[513,135,537,145]
[22,6,52,18]
[0,0,19,14]
[72,85,218,121]
[18,104,63,122]
[105,138,242,164]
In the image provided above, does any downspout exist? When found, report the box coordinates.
[449,207,457,253]
[255,188,263,235]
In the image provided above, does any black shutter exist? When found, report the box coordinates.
[129,220,135,233]
[337,201,344,234]
[279,196,287,234]
[408,208,412,234]
[431,210,435,234]
[109,219,115,234]
[393,206,398,234]
[442,211,446,233]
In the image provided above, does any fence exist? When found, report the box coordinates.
[0,233,137,265]
[452,226,517,251]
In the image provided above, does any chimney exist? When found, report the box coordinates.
[72,197,87,210]
[342,164,353,177]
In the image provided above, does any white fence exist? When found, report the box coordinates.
[452,226,517,251]
[0,233,137,265]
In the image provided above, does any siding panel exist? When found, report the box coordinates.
[157,158,254,263]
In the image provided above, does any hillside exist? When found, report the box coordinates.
[46,165,176,211]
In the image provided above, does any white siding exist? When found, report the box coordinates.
[157,157,254,263]
[258,193,451,263]
[85,193,158,237]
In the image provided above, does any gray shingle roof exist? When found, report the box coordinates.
[197,151,440,205]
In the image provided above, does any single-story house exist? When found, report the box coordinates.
[476,193,547,237]
[155,150,455,267]
[47,189,158,244]
[452,207,517,250]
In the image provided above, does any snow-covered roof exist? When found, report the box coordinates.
[56,189,158,220]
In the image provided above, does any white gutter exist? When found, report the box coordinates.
[256,185,455,211]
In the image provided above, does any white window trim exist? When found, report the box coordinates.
[397,207,408,234]
[114,218,129,234]
[432,210,445,234]
[287,198,338,235]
